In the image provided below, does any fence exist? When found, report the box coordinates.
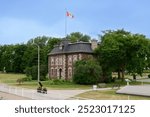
[0,83,88,100]
[0,83,68,100]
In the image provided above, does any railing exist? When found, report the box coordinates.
[0,84,63,100]
[0,83,88,100]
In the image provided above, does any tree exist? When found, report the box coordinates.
[95,29,149,81]
[95,29,129,80]
[66,32,91,42]
[25,65,47,81]
[12,44,27,73]
[22,45,38,68]
[73,59,102,85]
[146,40,150,69]
[126,34,149,76]
[0,45,15,72]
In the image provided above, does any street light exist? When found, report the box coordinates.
[32,41,40,83]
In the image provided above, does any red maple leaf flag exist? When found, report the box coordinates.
[66,11,74,18]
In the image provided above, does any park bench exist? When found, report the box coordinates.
[97,83,106,88]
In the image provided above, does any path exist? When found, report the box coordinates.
[116,85,150,97]
[0,91,30,100]
[0,83,90,100]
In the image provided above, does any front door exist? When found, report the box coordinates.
[59,68,62,79]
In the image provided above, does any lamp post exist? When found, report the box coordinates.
[33,41,40,83]
[37,45,40,83]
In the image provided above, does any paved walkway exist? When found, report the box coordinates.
[0,91,30,100]
[35,89,90,100]
[116,85,150,97]
[0,83,90,100]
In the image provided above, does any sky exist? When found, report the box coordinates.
[0,0,150,44]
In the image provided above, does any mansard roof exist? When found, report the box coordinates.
[49,40,93,55]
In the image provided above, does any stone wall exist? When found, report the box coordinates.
[48,53,93,80]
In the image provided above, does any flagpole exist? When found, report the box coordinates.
[65,9,67,38]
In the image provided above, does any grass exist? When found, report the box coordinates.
[1,73,150,100]
[0,73,26,84]
[75,90,150,100]
[0,73,149,90]
[0,73,91,90]
[16,81,91,90]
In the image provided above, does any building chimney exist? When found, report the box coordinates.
[91,39,98,50]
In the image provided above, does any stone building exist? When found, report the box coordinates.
[48,39,97,80]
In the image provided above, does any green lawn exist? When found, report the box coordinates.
[0,73,91,90]
[0,73,25,83]
[0,73,149,90]
[75,90,150,100]
[1,73,150,99]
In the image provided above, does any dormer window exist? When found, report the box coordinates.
[59,44,63,50]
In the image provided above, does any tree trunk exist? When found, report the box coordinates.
[121,66,125,81]
[118,70,121,79]
[121,70,125,81]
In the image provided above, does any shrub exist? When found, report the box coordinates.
[40,65,48,81]
[25,67,32,77]
[148,74,150,78]
[48,79,72,85]
[99,67,112,83]
[16,78,24,85]
[22,77,32,81]
[103,71,112,83]
[25,64,48,81]
[53,79,62,85]
[31,66,38,80]
[111,77,116,82]
[73,59,102,85]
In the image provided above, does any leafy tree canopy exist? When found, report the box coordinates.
[95,29,150,80]
[66,32,91,42]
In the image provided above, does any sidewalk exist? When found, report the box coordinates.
[0,83,89,100]
[0,91,30,100]
[116,85,150,97]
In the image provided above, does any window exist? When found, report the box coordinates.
[68,57,72,65]
[56,58,58,65]
[68,68,72,77]
[73,55,77,62]
[59,57,62,65]
[51,69,53,76]
[51,58,54,65]
[55,69,57,77]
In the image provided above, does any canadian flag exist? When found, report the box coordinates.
[66,11,74,18]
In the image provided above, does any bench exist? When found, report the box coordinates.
[112,84,120,89]
[97,83,106,88]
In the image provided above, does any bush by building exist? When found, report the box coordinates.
[73,59,102,85]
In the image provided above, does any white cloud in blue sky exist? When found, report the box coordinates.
[0,0,150,44]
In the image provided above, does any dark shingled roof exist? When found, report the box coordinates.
[49,40,93,55]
